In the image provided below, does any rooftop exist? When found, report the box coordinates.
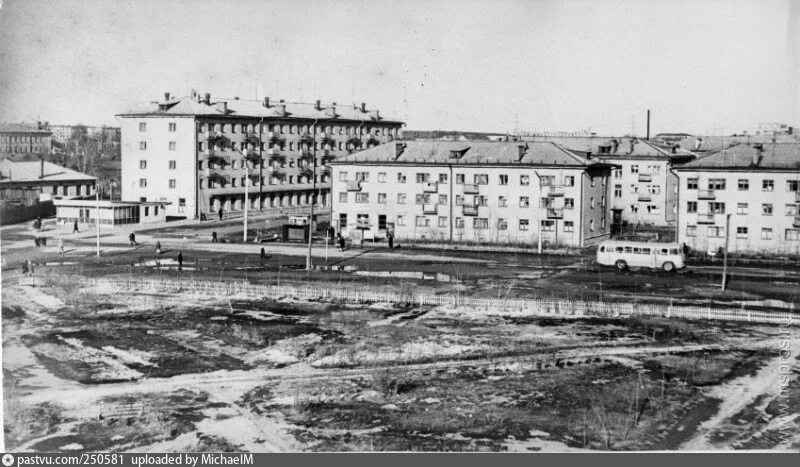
[332,141,613,168]
[675,143,800,171]
[0,122,52,134]
[0,160,97,183]
[520,136,671,158]
[117,92,404,124]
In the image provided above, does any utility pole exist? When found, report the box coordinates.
[306,122,318,271]
[242,148,249,243]
[95,187,100,259]
[721,213,731,291]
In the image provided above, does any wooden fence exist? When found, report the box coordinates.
[18,274,797,326]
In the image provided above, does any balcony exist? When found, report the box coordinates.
[794,215,800,228]
[638,173,652,183]
[545,185,564,197]
[697,213,716,224]
[356,219,371,230]
[795,190,800,203]
[298,150,313,163]
[321,150,335,163]
[346,180,362,192]
[637,193,652,202]
[267,164,284,174]
[422,204,438,215]
[462,205,479,216]
[462,184,479,195]
[267,151,285,163]
[423,182,439,193]
[547,208,564,219]
[698,189,716,200]
[300,167,314,179]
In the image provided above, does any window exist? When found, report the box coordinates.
[169,160,176,170]
[139,141,147,150]
[169,179,176,189]
[498,196,507,207]
[356,172,369,182]
[339,172,348,182]
[378,193,387,204]
[590,177,596,187]
[762,179,774,192]
[339,192,347,203]
[630,205,639,213]
[707,226,724,238]
[519,219,529,231]
[540,175,555,186]
[169,141,176,151]
[520,175,530,186]
[590,197,596,209]
[397,215,406,226]
[198,142,205,152]
[339,213,348,229]
[737,203,748,215]
[439,173,448,183]
[519,196,529,208]
[686,225,697,237]
[499,174,508,185]
[786,204,799,216]
[438,216,448,227]
[786,229,800,241]
[416,194,431,205]
[455,217,464,228]
[378,172,387,183]
[687,178,698,190]
[564,175,575,187]
[761,228,773,240]
[455,195,464,205]
[708,179,726,190]
[498,218,508,230]
[456,174,465,184]
[168,122,176,132]
[736,227,748,239]
[474,174,488,185]
[139,160,147,169]
[355,193,369,203]
[541,220,555,231]
[648,185,661,195]
[565,198,574,210]
[564,221,574,233]
[475,195,488,206]
[762,203,773,216]
[647,205,660,214]
[614,169,622,179]
[398,173,407,183]
[788,180,800,192]
[687,201,698,213]
[139,178,147,188]
[614,185,622,197]
[415,216,430,227]
[738,179,749,191]
[709,202,726,214]
[178,198,186,213]
[139,122,146,132]
[631,165,639,174]
[398,193,407,204]
[590,220,595,231]
[416,173,430,183]
[473,218,489,229]
[438,194,447,205]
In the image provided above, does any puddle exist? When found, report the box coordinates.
[354,270,456,283]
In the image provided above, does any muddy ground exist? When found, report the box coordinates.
[2,280,799,452]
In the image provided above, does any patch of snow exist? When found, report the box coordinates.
[421,397,441,404]
[59,443,84,451]
[101,346,157,367]
[381,404,400,411]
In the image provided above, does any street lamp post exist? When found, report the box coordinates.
[306,124,318,271]
[241,148,250,243]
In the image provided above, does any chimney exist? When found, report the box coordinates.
[214,101,228,114]
[694,137,702,151]
[753,143,763,165]
[263,97,270,108]
[517,143,527,161]
[374,110,380,120]
[315,100,322,111]
[277,99,286,116]
[394,142,406,159]
[360,102,366,113]
[328,102,337,118]
[164,92,170,101]
[204,93,211,105]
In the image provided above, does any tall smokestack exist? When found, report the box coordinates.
[646,109,650,140]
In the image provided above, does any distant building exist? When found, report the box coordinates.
[0,122,52,159]
[674,143,800,255]
[50,124,121,147]
[330,141,615,248]
[117,91,404,219]
[0,159,97,200]
[403,130,506,142]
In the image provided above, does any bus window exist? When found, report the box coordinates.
[670,248,678,254]
[616,247,624,253]
[643,248,651,255]
[661,249,668,254]
[624,247,632,253]
[633,248,641,254]
[600,246,605,252]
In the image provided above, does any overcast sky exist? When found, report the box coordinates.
[0,0,798,135]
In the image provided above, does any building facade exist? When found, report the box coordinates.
[118,92,403,219]
[674,143,800,255]
[331,141,614,248]
[0,122,52,159]
[0,159,97,200]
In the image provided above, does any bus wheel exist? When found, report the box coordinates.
[662,261,675,272]
[615,260,627,271]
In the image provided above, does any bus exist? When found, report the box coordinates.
[596,240,685,272]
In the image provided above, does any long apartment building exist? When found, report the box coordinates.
[523,136,694,226]
[330,141,615,248]
[674,143,800,254]
[117,91,404,219]
[1,122,52,159]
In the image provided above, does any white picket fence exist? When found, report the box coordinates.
[18,274,797,326]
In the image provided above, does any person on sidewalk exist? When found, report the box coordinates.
[129,232,137,246]
[260,247,267,262]
[27,259,34,275]
[177,251,183,271]
[156,241,162,254]
[211,230,218,243]
[58,238,64,255]
[387,233,394,251]
[72,221,79,233]
[218,208,223,221]
[21,260,28,275]
[337,233,346,251]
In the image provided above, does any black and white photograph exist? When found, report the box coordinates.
[0,0,799,456]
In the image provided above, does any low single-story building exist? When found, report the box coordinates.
[0,159,97,200]
[54,199,168,227]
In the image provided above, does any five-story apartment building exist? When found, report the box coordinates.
[331,141,615,248]
[118,92,403,219]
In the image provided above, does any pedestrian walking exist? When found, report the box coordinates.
[72,221,79,233]
[34,236,40,248]
[387,233,394,251]
[337,233,346,251]
[260,247,267,261]
[200,211,207,221]
[156,241,162,254]
[211,230,218,243]
[21,260,28,275]
[37,217,42,231]
[58,238,64,255]
[218,208,223,221]
[177,251,183,271]
[128,232,137,246]
[41,236,47,246]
